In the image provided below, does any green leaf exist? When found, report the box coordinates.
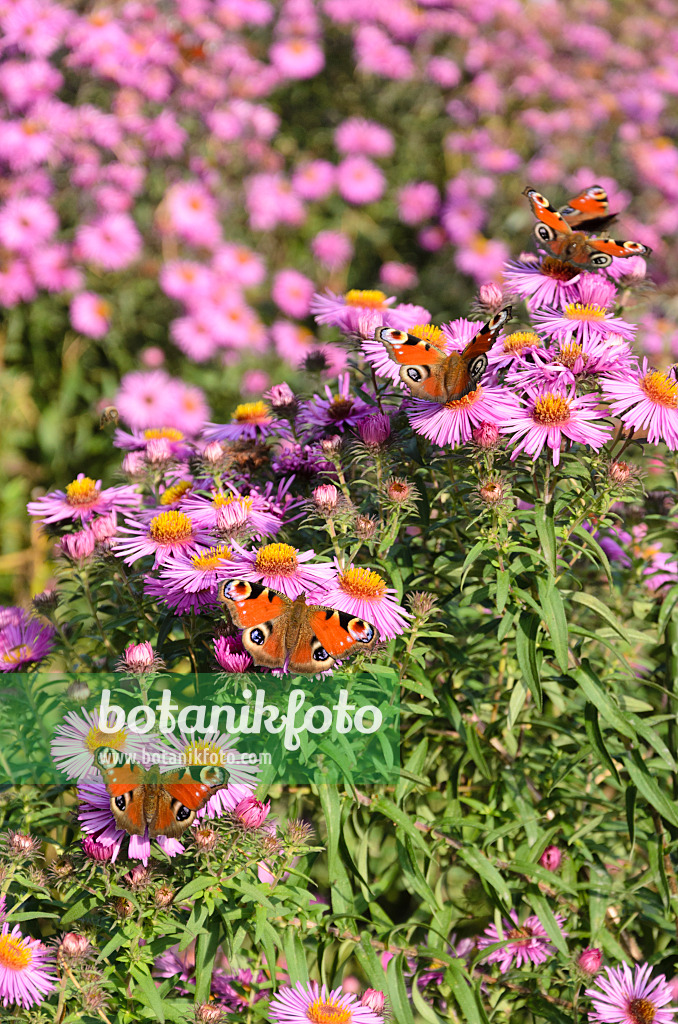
[174,875,220,902]
[386,954,416,1024]
[570,591,628,641]
[193,924,221,1004]
[537,576,569,672]
[626,750,678,828]
[584,702,620,783]
[527,892,569,954]
[516,612,542,709]
[495,567,509,613]
[535,503,556,574]
[626,784,637,849]
[457,846,511,907]
[571,663,636,740]
[131,965,166,1023]
[283,929,310,986]
[444,958,486,1024]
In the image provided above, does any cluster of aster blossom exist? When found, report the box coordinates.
[0,601,54,672]
[2,0,678,386]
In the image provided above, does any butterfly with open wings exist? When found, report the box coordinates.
[219,579,377,675]
[523,186,651,270]
[374,307,512,405]
[94,746,229,838]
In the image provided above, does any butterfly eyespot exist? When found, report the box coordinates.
[114,794,127,811]
[534,223,557,242]
[175,804,192,822]
[407,368,423,382]
[469,353,488,379]
[624,242,644,252]
[313,646,330,662]
[250,627,266,645]
[590,253,612,267]
[349,620,375,643]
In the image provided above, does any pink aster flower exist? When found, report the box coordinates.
[310,565,410,641]
[311,230,353,270]
[572,272,618,309]
[162,181,221,249]
[532,303,636,346]
[270,37,325,78]
[398,182,440,225]
[112,511,213,567]
[74,213,142,271]
[27,473,140,524]
[69,292,111,338]
[478,910,566,974]
[334,117,395,157]
[291,159,335,200]
[214,635,253,672]
[586,963,676,1024]
[0,618,54,672]
[0,923,55,1008]
[226,542,336,599]
[600,360,678,449]
[181,491,281,539]
[336,156,386,205]
[503,385,612,466]
[379,261,417,291]
[0,196,58,253]
[212,244,266,288]
[408,384,519,448]
[311,288,429,335]
[298,372,373,434]
[51,708,147,781]
[502,257,582,312]
[270,981,383,1024]
[272,268,315,318]
[507,333,633,389]
[202,401,288,442]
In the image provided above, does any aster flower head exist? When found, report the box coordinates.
[586,962,676,1024]
[270,981,384,1024]
[477,910,567,974]
[507,333,633,389]
[214,635,253,673]
[202,401,289,443]
[112,510,213,568]
[0,923,56,1009]
[298,373,373,435]
[226,542,336,599]
[181,490,281,541]
[312,565,410,641]
[503,255,582,312]
[600,359,678,449]
[161,731,260,814]
[532,302,636,346]
[0,617,54,672]
[311,288,429,336]
[51,708,148,781]
[502,384,612,467]
[27,473,140,524]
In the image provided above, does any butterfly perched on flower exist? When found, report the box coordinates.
[523,186,651,269]
[220,579,376,675]
[94,746,229,838]
[374,308,512,404]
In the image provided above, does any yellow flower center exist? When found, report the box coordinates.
[532,393,571,425]
[640,370,678,408]
[344,289,387,308]
[629,998,657,1024]
[409,324,444,345]
[160,481,193,505]
[96,300,112,318]
[191,545,233,570]
[558,342,586,369]
[213,494,254,511]
[148,511,194,543]
[181,740,224,767]
[0,644,31,666]
[255,543,299,576]
[503,331,539,353]
[233,401,271,423]
[66,477,100,507]
[563,302,606,322]
[445,385,484,410]
[85,727,127,753]
[339,567,386,599]
[306,999,352,1024]
[144,428,184,441]
[0,933,33,971]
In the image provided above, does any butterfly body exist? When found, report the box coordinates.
[523,187,651,269]
[375,308,512,404]
[220,579,377,675]
[95,747,228,838]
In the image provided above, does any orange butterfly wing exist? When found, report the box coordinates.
[558,186,613,229]
[287,605,377,675]
[523,187,572,241]
[441,307,513,403]
[220,578,291,668]
[586,238,652,259]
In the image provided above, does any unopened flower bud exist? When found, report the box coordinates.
[312,484,339,515]
[286,819,314,845]
[121,451,146,477]
[120,641,162,675]
[319,435,342,456]
[577,947,602,976]
[216,500,249,532]
[360,989,386,1013]
[59,933,91,961]
[81,837,114,862]
[408,592,436,618]
[3,830,40,859]
[59,529,96,561]
[114,897,134,919]
[90,512,117,541]
[539,845,562,871]
[125,864,151,889]
[32,588,59,613]
[194,826,219,852]
[609,461,631,484]
[213,635,252,672]
[265,382,297,411]
[472,421,500,448]
[342,976,361,994]
[66,679,91,702]
[355,515,377,541]
[358,413,391,447]
[145,437,172,464]
[202,441,225,465]
[303,350,330,373]
[155,885,175,908]
[234,795,270,829]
